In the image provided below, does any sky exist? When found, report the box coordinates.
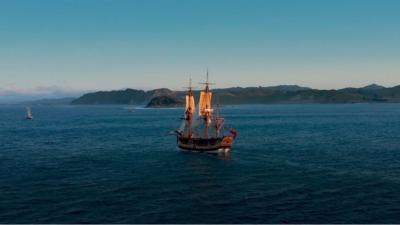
[0,0,399,100]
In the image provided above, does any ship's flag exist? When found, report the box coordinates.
[230,128,238,139]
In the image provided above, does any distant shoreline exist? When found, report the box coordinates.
[5,84,400,107]
[71,84,400,107]
[5,101,400,109]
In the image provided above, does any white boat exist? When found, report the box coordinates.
[26,107,33,120]
[128,100,135,112]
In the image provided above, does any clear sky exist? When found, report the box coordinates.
[0,0,399,98]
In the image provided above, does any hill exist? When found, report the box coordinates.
[71,84,400,107]
[146,96,184,108]
[71,88,178,105]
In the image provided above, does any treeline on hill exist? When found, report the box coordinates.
[70,84,400,107]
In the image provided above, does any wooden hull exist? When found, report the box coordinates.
[177,136,234,152]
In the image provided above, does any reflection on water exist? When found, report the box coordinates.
[217,151,232,160]
[179,149,232,161]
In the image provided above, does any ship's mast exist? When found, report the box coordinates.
[205,71,209,139]
[215,96,220,138]
[214,95,226,138]
[205,69,210,91]
[185,78,194,138]
[199,69,214,139]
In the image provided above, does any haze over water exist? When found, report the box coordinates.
[1,104,400,223]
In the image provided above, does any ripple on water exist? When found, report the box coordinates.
[1,104,400,223]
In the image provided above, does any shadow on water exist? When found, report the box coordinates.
[179,149,232,161]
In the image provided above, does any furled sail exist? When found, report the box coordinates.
[198,91,213,116]
[185,95,195,114]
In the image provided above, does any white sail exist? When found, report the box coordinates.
[26,107,33,119]
[185,95,195,114]
[198,91,213,116]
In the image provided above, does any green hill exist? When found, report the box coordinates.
[71,84,400,106]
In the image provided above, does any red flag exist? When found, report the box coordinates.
[230,128,238,139]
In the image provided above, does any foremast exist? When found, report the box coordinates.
[184,78,195,138]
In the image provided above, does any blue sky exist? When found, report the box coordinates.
[0,0,399,99]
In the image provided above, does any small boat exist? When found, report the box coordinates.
[175,72,237,152]
[26,107,33,120]
[128,101,134,112]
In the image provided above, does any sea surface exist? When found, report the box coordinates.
[1,104,400,223]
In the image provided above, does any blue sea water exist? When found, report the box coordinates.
[1,104,400,223]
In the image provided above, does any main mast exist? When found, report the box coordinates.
[198,69,214,139]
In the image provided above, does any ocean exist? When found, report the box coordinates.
[1,104,400,223]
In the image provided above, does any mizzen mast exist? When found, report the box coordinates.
[214,96,224,138]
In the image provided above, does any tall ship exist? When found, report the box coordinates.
[175,72,237,152]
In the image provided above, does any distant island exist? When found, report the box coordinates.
[68,84,400,107]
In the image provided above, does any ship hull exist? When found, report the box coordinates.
[177,136,234,152]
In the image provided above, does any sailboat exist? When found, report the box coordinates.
[175,72,237,152]
[128,100,134,112]
[26,107,33,120]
